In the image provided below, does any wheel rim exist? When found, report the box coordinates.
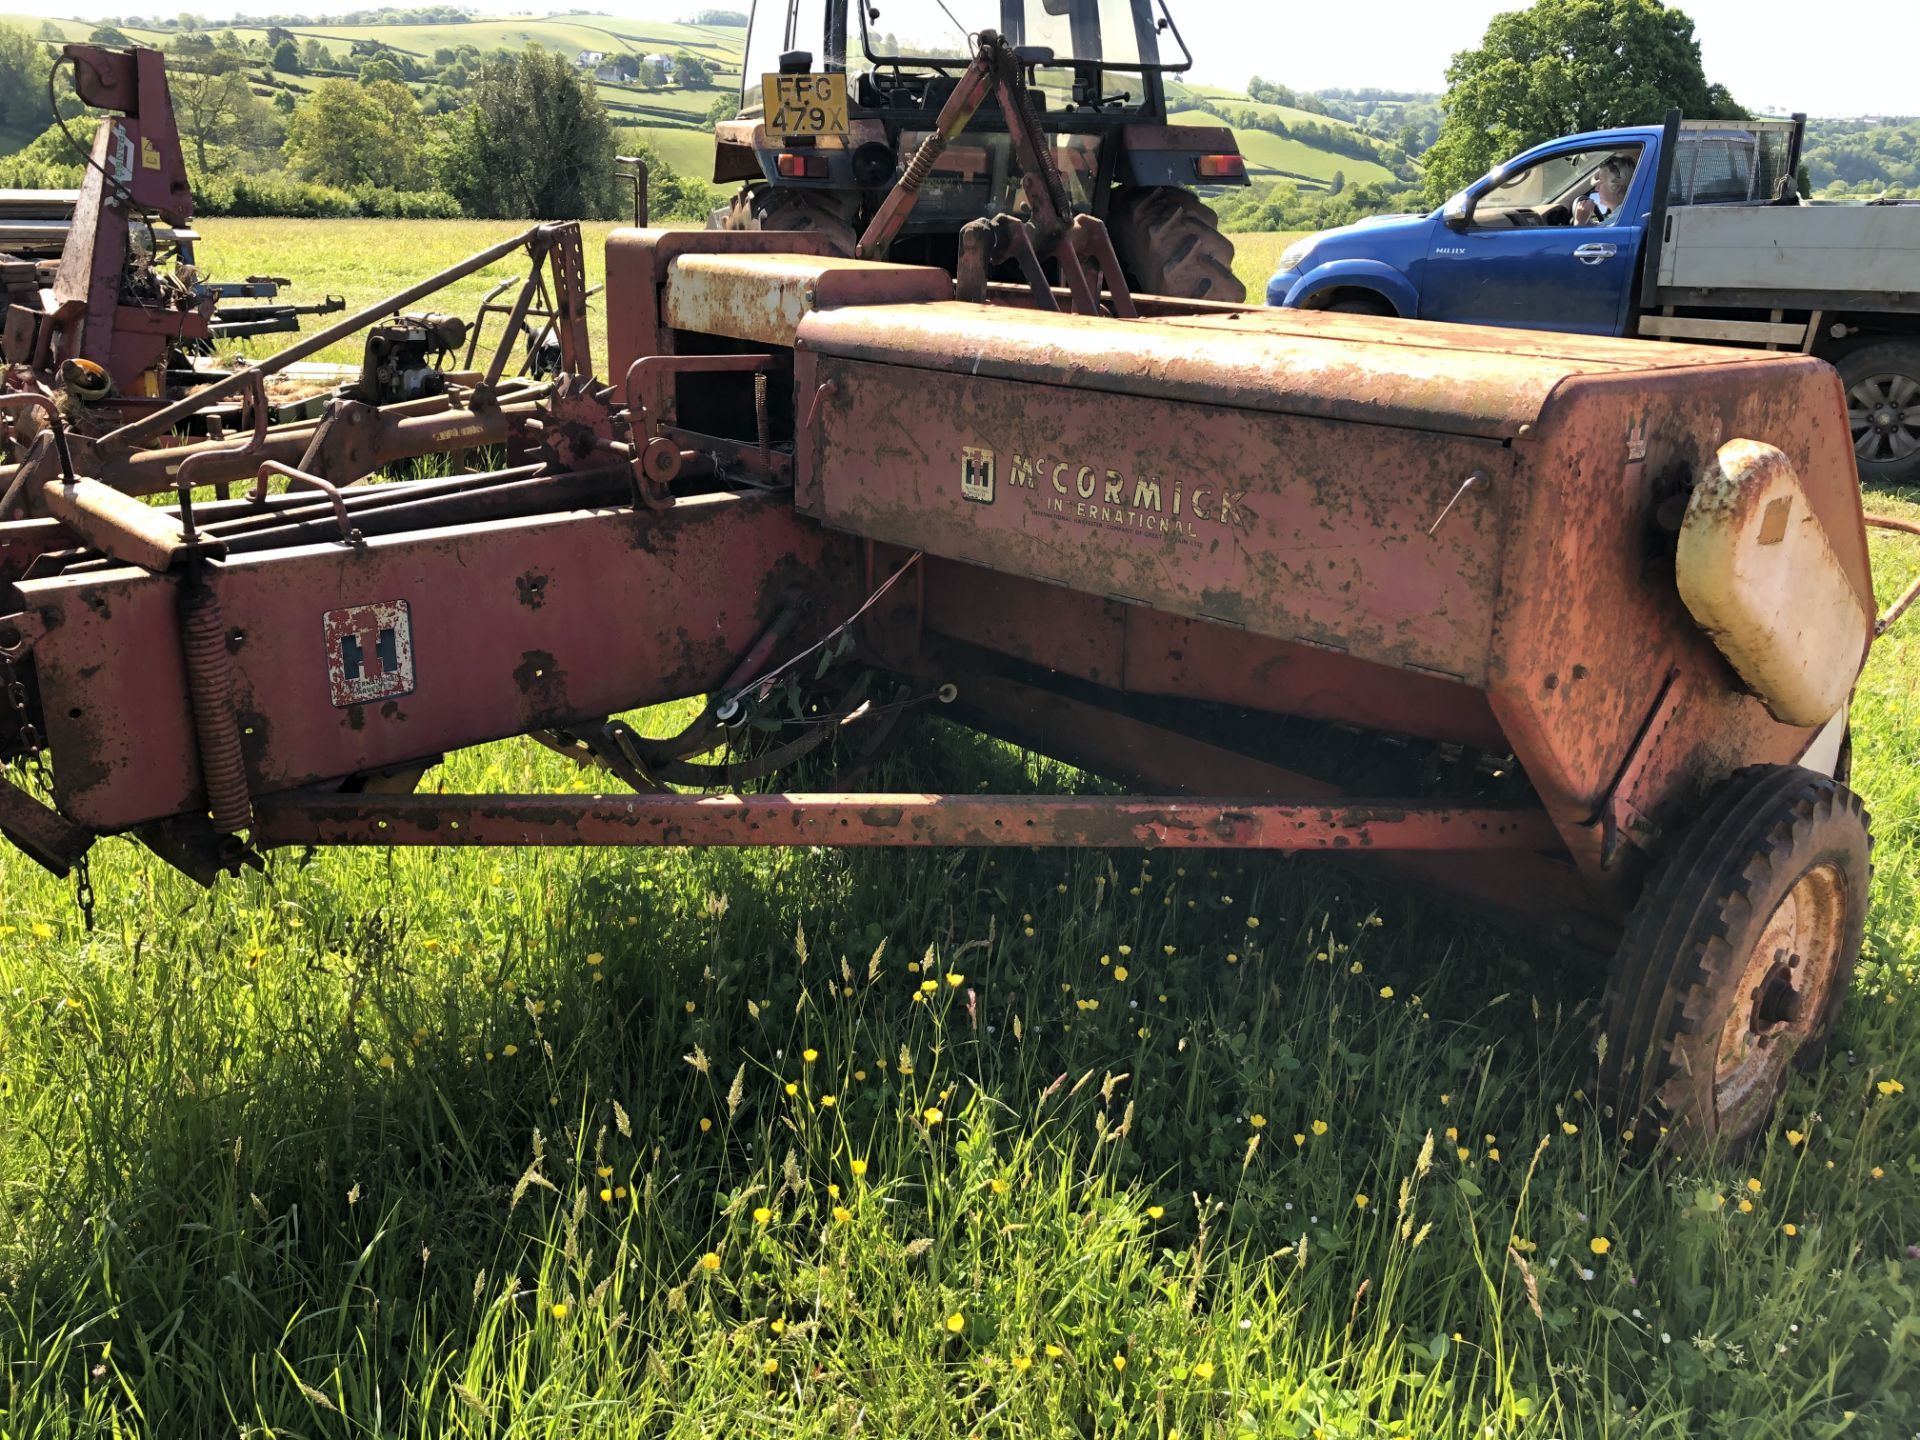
[1713,862,1849,1114]
[1846,372,1920,464]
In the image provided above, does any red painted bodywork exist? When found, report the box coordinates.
[0,230,1882,944]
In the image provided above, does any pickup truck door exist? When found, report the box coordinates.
[1420,146,1647,334]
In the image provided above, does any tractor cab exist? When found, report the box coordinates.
[712,0,1249,299]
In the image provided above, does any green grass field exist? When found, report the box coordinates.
[1169,110,1399,188]
[3,228,1919,1437]
[185,219,1299,365]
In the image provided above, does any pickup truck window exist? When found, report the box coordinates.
[1471,145,1643,228]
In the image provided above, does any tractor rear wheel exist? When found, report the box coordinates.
[711,185,859,257]
[1598,765,1870,1155]
[1107,186,1245,302]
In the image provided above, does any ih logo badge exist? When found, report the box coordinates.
[324,600,416,708]
[961,445,995,503]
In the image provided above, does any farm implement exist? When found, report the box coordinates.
[3,31,1915,1155]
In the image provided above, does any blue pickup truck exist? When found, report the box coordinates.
[1266,114,1920,483]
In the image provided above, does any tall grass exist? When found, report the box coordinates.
[1,498,1917,1436]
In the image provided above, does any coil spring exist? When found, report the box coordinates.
[180,583,252,835]
[898,132,948,194]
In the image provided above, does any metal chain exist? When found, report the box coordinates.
[74,851,96,932]
[2,645,49,790]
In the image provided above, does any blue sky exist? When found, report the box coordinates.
[9,0,1908,118]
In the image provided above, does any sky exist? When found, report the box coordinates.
[6,0,1910,118]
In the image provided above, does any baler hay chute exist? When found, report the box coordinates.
[3,33,1914,1156]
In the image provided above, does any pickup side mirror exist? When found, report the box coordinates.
[1442,190,1473,231]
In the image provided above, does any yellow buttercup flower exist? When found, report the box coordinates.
[1747,1177,1764,1193]
[1354,1193,1370,1211]
[1113,966,1130,982]
[700,1252,721,1271]
[1311,1120,1328,1136]
[851,1159,869,1179]
[945,1312,965,1334]
[1012,1354,1033,1372]
[832,1205,851,1222]
[1146,1204,1165,1219]
[802,1048,818,1064]
[1250,1113,1267,1129]
[1192,1359,1215,1381]
[549,1302,568,1320]
[753,1206,773,1224]
[1738,1198,1754,1213]
[1589,1236,1610,1256]
[1561,1122,1578,1136]
[923,1107,944,1126]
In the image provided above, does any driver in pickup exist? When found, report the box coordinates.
[1573,153,1636,225]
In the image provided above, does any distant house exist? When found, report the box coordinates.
[594,63,625,84]
[575,49,605,69]
[644,52,673,76]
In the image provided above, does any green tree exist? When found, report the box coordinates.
[672,50,713,87]
[0,24,44,135]
[284,78,428,189]
[168,47,270,173]
[271,39,301,73]
[358,55,404,85]
[432,45,617,219]
[1421,0,1743,205]
[90,25,135,46]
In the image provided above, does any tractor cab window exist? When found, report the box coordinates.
[859,0,1160,67]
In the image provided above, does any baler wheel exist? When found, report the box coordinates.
[1106,186,1245,303]
[1599,764,1870,1155]
[712,185,859,258]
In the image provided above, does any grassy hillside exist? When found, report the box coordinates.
[1170,109,1400,188]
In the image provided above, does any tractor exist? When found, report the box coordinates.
[710,0,1249,300]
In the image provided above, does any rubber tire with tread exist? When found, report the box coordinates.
[711,185,859,258]
[1598,764,1871,1155]
[1106,186,1245,303]
[1833,338,1920,486]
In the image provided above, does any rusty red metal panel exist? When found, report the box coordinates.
[251,792,1563,853]
[660,253,951,348]
[20,490,860,831]
[796,302,1594,441]
[604,227,835,382]
[904,557,1508,750]
[1485,358,1872,865]
[802,350,1513,681]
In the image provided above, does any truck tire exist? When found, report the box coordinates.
[1324,295,1396,316]
[1107,186,1245,303]
[1835,339,1920,486]
[1597,765,1870,1156]
[711,185,859,258]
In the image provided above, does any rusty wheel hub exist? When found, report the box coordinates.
[1714,862,1848,1110]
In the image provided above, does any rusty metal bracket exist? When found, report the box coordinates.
[0,766,94,877]
[623,352,776,508]
[1595,666,1684,869]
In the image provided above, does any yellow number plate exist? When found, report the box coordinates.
[761,72,849,138]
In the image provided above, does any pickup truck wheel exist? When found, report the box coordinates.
[1107,186,1245,302]
[712,185,859,258]
[1324,295,1395,316]
[1835,340,1920,486]
[1598,765,1870,1156]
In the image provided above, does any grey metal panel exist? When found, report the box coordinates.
[1657,205,1920,295]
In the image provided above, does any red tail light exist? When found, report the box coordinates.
[776,153,830,179]
[1195,154,1246,180]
